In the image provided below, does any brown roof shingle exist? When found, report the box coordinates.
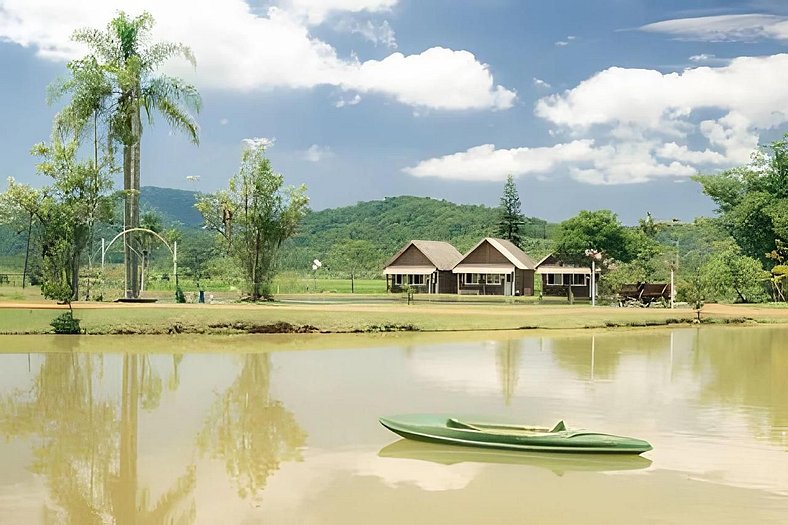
[383,240,463,271]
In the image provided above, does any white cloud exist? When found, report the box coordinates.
[304,144,334,162]
[0,0,514,111]
[640,14,788,42]
[336,18,397,48]
[688,53,715,62]
[353,47,516,110]
[532,77,551,89]
[555,35,575,46]
[407,54,788,185]
[656,142,728,165]
[535,54,788,163]
[404,139,700,185]
[282,0,398,25]
[403,140,599,181]
[335,93,362,107]
[219,118,229,126]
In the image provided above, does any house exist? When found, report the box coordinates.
[383,240,463,294]
[452,238,536,296]
[535,253,598,299]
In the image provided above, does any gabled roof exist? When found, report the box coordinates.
[535,253,555,267]
[535,253,593,270]
[457,237,537,270]
[383,240,463,271]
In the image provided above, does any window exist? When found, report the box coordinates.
[572,274,587,286]
[394,274,403,285]
[465,273,480,284]
[409,274,425,285]
[486,274,502,285]
[546,273,563,286]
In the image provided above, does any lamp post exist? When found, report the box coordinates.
[584,249,603,307]
[670,218,680,309]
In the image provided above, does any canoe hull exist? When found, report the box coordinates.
[379,414,652,455]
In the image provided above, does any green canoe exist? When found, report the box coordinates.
[379,414,652,455]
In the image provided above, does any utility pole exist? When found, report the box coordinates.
[21,212,33,288]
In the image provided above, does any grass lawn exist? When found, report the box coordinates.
[1,299,779,335]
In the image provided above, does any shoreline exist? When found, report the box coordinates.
[0,301,785,336]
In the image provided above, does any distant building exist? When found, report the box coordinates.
[535,253,597,299]
[452,238,536,296]
[383,240,463,294]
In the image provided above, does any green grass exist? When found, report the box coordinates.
[0,302,714,335]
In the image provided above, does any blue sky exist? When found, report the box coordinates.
[1,0,787,224]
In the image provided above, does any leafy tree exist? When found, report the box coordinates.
[554,210,635,266]
[196,144,309,301]
[52,11,201,298]
[1,134,114,304]
[765,239,788,301]
[699,241,768,303]
[496,175,526,247]
[177,230,223,283]
[694,135,788,265]
[327,239,380,293]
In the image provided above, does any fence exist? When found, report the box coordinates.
[0,273,25,287]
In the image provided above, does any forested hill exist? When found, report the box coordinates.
[140,186,204,227]
[281,195,555,270]
[1,188,556,271]
[292,195,548,254]
[137,188,554,254]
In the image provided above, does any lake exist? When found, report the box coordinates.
[0,326,786,524]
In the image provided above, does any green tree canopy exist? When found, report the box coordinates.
[699,241,768,303]
[196,144,309,301]
[495,175,526,247]
[52,11,201,298]
[554,209,635,266]
[694,135,788,265]
[327,239,380,293]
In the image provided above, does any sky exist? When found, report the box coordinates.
[1,0,787,224]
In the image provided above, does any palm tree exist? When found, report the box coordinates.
[53,12,201,298]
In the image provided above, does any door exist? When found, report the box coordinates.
[504,273,513,296]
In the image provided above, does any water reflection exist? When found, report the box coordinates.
[378,439,652,474]
[197,354,306,501]
[0,352,196,524]
[0,327,787,523]
[494,339,521,405]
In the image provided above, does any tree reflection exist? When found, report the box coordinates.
[198,353,306,501]
[693,328,788,444]
[0,352,196,524]
[495,340,521,405]
[546,332,670,381]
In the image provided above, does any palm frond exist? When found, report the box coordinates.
[143,42,196,70]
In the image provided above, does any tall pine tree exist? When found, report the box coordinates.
[496,174,525,247]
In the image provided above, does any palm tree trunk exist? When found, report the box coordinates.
[124,104,142,298]
[123,143,133,299]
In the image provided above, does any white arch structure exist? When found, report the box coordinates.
[102,228,178,296]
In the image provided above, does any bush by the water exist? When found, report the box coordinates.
[50,311,81,334]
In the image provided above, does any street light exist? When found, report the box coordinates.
[584,249,603,307]
[669,218,680,309]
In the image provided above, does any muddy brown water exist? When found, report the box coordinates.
[0,326,786,524]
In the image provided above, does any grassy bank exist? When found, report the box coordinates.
[0,300,781,335]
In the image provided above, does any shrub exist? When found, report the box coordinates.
[50,311,81,334]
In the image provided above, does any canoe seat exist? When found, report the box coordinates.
[446,418,480,430]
